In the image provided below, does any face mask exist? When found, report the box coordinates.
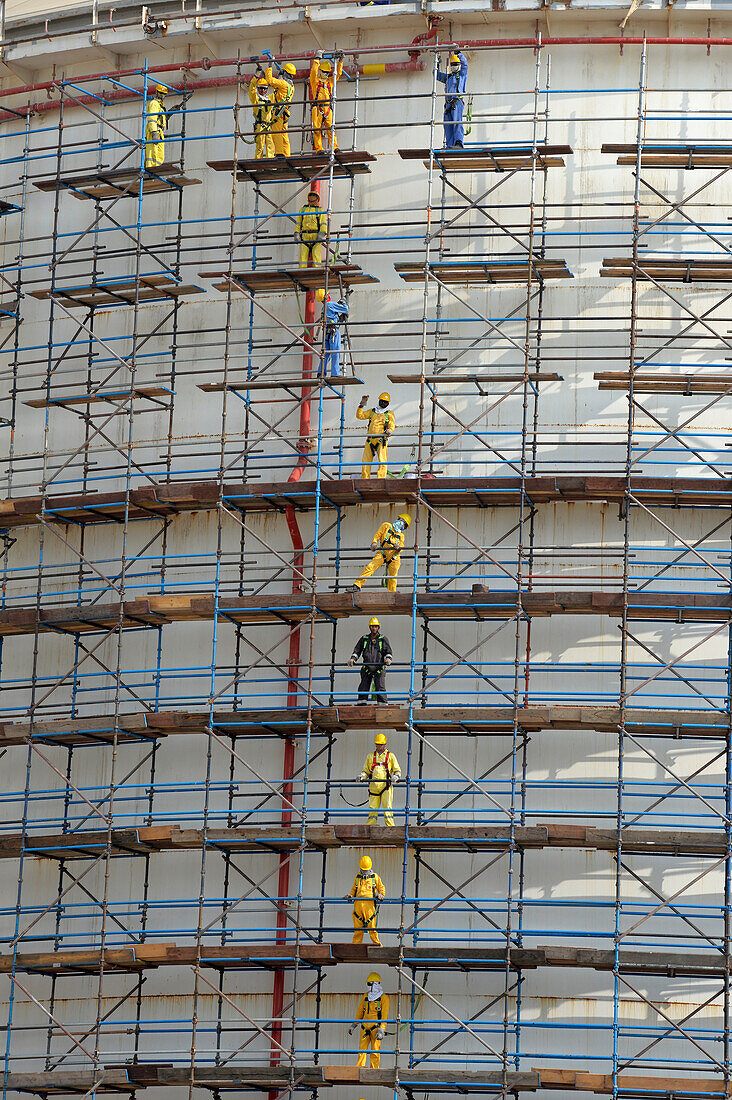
[393,520,405,533]
[367,982,383,1001]
[378,401,389,409]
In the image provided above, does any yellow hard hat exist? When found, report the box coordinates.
[316,288,327,303]
[155,83,170,95]
[257,75,269,85]
[378,392,390,404]
[359,855,372,872]
[366,972,381,984]
[374,733,387,746]
[397,513,411,528]
[449,54,461,65]
[369,617,380,627]
[320,58,333,72]
[283,62,297,76]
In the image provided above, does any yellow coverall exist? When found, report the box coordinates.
[248,78,275,160]
[348,871,385,945]
[360,748,401,826]
[144,96,167,169]
[354,522,405,593]
[310,58,343,153]
[265,67,295,158]
[355,992,389,1068]
[356,406,396,479]
[297,202,326,267]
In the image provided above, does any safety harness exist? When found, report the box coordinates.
[368,749,394,791]
[361,995,384,1034]
[366,409,392,456]
[380,524,403,559]
[272,80,294,124]
[353,872,381,928]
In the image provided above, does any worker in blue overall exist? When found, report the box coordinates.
[437,51,468,149]
[315,289,349,378]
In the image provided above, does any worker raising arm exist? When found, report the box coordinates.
[357,392,395,479]
[436,51,468,149]
[265,61,296,157]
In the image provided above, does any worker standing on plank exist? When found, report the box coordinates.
[297,190,327,267]
[310,51,344,153]
[349,973,389,1067]
[356,392,395,479]
[265,62,297,157]
[248,73,275,159]
[345,855,385,945]
[349,617,392,703]
[316,289,349,378]
[437,51,468,149]
[145,84,170,169]
[350,513,411,593]
[358,733,401,825]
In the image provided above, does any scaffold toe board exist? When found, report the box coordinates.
[595,372,732,393]
[4,1067,729,1097]
[388,372,562,385]
[399,144,573,170]
[1,823,726,861]
[3,474,732,531]
[207,150,376,182]
[601,257,732,281]
[0,703,726,749]
[32,163,201,199]
[198,377,364,393]
[30,274,204,307]
[24,385,172,408]
[0,943,725,979]
[603,141,732,167]
[3,589,732,637]
[395,259,573,283]
[205,264,377,293]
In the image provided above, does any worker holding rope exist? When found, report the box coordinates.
[346,855,385,944]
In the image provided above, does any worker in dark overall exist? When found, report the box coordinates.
[349,616,392,703]
[437,51,468,149]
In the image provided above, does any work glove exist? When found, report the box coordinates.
[391,775,400,784]
[349,655,357,666]
[316,50,323,59]
[375,1028,386,1041]
[384,655,392,665]
[375,892,385,902]
[348,1024,356,1036]
[335,50,345,59]
[344,893,353,901]
[370,542,378,552]
[360,393,368,406]
[358,772,367,782]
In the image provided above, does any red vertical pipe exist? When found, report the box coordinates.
[270,179,320,1072]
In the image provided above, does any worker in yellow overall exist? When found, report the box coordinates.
[358,733,401,826]
[248,74,275,159]
[297,190,327,267]
[349,973,389,1068]
[265,62,296,157]
[310,52,344,153]
[345,855,385,945]
[350,513,411,593]
[145,84,170,169]
[356,392,395,479]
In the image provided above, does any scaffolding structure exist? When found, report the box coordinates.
[2,27,732,1100]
